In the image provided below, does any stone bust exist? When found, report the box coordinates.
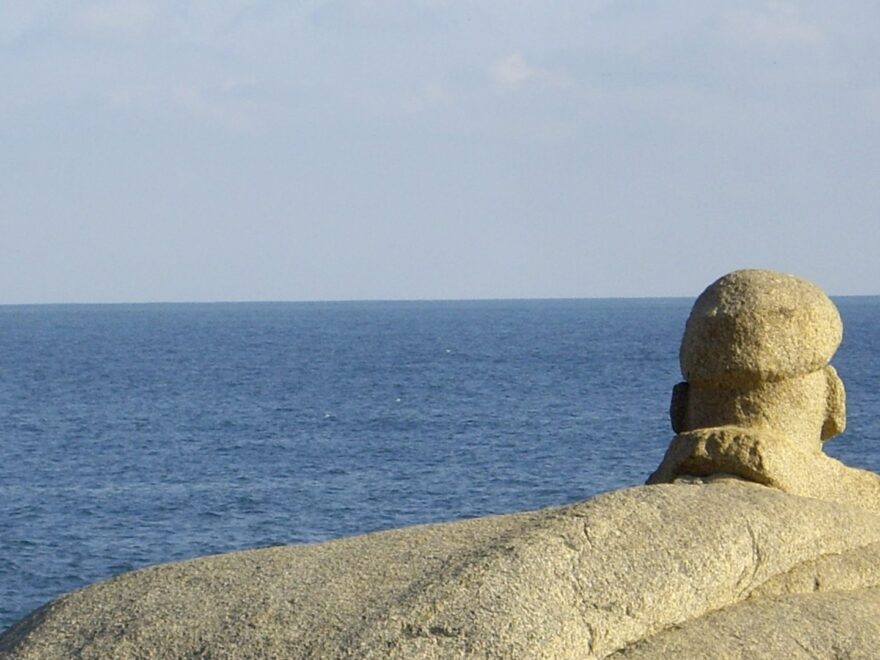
[649,269,880,512]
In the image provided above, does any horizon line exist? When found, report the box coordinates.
[2,292,879,307]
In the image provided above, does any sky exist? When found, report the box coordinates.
[2,1,878,303]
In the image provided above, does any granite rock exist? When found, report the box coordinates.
[4,481,880,659]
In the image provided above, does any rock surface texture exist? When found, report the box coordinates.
[4,482,880,659]
[3,269,879,659]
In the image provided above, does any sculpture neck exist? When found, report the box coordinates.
[682,371,831,455]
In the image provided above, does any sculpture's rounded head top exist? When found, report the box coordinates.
[680,269,843,384]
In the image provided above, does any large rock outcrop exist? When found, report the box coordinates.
[4,481,880,659]
[3,269,879,658]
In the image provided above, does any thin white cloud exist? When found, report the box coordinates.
[722,2,824,49]
[72,1,158,36]
[108,78,271,133]
[402,80,453,113]
[488,53,563,92]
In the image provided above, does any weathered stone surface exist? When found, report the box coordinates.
[612,588,880,659]
[648,425,880,512]
[679,269,843,385]
[4,481,880,659]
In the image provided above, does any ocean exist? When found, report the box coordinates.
[2,297,879,631]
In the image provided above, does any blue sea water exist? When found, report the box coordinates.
[2,297,880,632]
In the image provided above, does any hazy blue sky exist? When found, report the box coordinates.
[2,1,878,303]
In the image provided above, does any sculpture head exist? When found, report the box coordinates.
[670,270,846,451]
